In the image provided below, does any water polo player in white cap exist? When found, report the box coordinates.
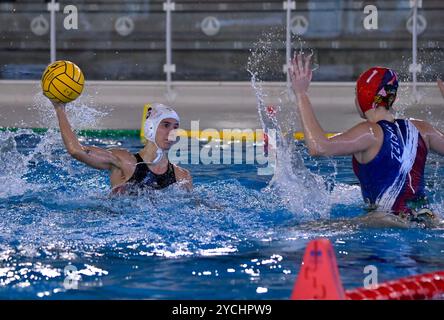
[51,101,192,194]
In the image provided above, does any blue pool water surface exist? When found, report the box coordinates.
[0,130,443,299]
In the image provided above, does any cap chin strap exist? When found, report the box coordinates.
[151,144,165,165]
[140,138,166,165]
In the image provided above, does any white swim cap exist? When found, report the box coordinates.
[144,103,180,144]
[142,103,180,165]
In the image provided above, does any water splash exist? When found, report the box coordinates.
[0,126,356,277]
[0,130,37,198]
[1,87,302,264]
[247,31,334,220]
[397,47,444,122]
[0,87,108,193]
[2,87,443,299]
[0,164,297,260]
[33,91,107,130]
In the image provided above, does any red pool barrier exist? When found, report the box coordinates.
[290,238,444,300]
[345,271,444,300]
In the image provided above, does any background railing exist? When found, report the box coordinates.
[0,0,443,84]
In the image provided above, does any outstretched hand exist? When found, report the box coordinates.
[438,78,444,99]
[289,53,313,95]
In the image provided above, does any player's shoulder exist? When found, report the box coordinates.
[408,117,434,133]
[109,148,135,161]
[350,120,378,133]
[408,117,429,126]
[173,164,191,177]
[340,121,383,142]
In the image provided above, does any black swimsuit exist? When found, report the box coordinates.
[113,153,177,195]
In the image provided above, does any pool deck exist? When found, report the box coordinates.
[1,80,443,133]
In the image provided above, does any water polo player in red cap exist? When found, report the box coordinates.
[289,53,444,227]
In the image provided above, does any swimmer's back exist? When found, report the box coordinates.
[352,119,430,164]
[353,118,429,214]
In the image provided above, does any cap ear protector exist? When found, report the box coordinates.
[143,103,180,164]
[356,67,399,115]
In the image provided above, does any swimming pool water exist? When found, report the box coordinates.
[0,130,443,299]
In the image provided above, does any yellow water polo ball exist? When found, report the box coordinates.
[41,60,85,103]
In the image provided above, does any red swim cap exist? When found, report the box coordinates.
[356,67,399,114]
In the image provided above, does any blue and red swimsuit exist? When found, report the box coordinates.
[352,119,428,215]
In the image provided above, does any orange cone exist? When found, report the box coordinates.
[290,238,345,300]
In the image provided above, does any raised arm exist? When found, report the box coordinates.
[319,122,379,156]
[53,102,121,170]
[412,119,444,156]
[289,54,376,157]
[409,80,444,155]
